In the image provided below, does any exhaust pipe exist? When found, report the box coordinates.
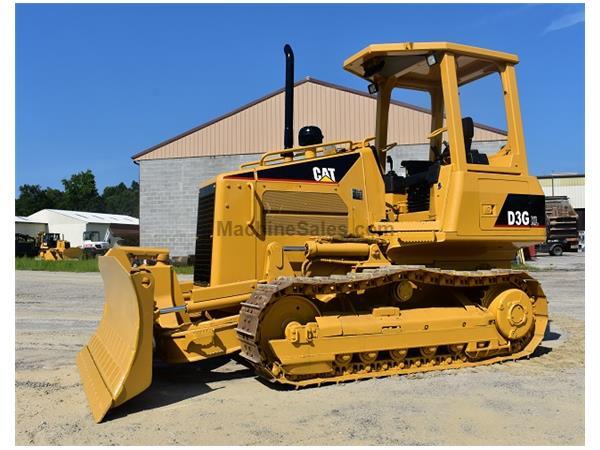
[282,44,294,159]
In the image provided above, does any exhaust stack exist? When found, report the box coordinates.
[282,44,294,158]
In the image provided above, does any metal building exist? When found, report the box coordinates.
[25,209,140,247]
[15,216,47,237]
[133,77,507,257]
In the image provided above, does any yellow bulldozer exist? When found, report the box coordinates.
[37,232,82,261]
[77,42,548,422]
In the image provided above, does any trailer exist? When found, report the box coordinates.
[537,196,579,256]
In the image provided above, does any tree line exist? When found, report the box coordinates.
[15,170,139,217]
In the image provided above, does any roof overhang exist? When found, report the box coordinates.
[15,217,46,224]
[537,173,585,179]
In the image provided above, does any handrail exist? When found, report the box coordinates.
[246,182,256,230]
[239,137,375,170]
[260,139,354,165]
[240,160,258,169]
[360,136,376,148]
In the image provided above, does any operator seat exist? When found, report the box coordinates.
[383,158,440,212]
[383,117,488,212]
[462,117,489,165]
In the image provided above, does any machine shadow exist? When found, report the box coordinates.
[255,326,560,391]
[544,320,561,342]
[527,322,560,359]
[114,316,562,419]
[107,318,560,421]
[531,345,552,358]
[106,356,254,421]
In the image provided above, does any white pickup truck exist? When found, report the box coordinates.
[81,230,112,256]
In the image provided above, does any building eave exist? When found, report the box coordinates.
[537,173,585,179]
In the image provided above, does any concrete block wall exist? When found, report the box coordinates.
[140,154,258,257]
[139,140,505,257]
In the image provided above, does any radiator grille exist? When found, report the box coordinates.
[262,191,348,236]
[193,183,216,284]
[262,191,348,214]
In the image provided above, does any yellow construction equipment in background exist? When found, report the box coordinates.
[78,42,549,422]
[37,232,82,261]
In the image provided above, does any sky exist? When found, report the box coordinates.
[16,3,585,192]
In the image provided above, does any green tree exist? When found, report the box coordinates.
[101,180,139,216]
[45,188,65,210]
[16,170,138,217]
[15,184,65,216]
[61,170,102,212]
[129,180,139,217]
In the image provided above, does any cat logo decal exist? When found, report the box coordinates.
[312,167,336,183]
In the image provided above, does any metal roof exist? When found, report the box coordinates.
[132,77,507,161]
[15,216,45,223]
[537,173,585,179]
[30,209,139,225]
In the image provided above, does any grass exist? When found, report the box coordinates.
[16,252,538,276]
[15,257,195,274]
[16,255,535,275]
[173,265,194,274]
[16,257,99,272]
[511,262,542,272]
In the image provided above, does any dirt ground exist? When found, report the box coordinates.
[15,253,585,445]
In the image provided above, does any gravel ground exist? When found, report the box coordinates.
[15,253,585,445]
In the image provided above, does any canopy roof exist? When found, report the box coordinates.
[344,42,519,89]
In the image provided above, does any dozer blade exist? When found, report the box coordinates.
[63,247,83,260]
[76,255,155,422]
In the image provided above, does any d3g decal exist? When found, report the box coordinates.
[312,167,336,183]
[507,210,530,226]
[494,194,546,228]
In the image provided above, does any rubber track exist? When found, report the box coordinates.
[236,266,548,386]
